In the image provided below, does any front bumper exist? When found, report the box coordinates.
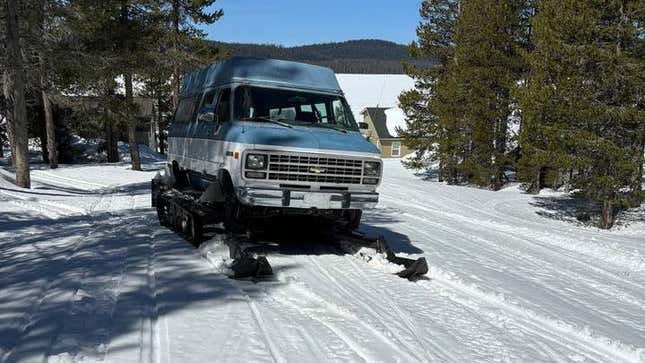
[237,187,379,209]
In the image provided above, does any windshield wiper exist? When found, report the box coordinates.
[240,116,292,128]
[312,123,348,134]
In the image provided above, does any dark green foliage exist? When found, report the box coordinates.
[400,0,523,189]
[517,0,644,228]
[398,0,458,178]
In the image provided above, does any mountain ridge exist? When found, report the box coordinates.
[212,39,425,74]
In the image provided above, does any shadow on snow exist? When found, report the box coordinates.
[0,190,422,361]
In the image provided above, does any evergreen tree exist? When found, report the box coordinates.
[162,0,223,108]
[398,0,458,178]
[517,0,644,228]
[449,0,523,189]
[401,0,524,189]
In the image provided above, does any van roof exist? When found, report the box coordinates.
[180,57,342,97]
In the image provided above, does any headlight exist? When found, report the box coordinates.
[246,154,267,170]
[363,161,381,176]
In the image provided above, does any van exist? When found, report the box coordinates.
[167,57,382,230]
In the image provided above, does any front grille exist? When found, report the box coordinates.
[266,154,364,184]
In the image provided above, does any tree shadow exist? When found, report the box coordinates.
[0,209,292,362]
[1,180,425,362]
[530,195,645,228]
[413,167,440,182]
[530,195,599,227]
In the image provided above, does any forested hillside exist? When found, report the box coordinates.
[213,39,429,73]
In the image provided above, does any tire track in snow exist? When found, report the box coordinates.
[382,192,645,273]
[376,211,643,362]
[301,256,422,362]
[199,254,367,362]
[382,195,645,294]
[342,257,458,363]
[1,192,109,362]
[246,298,287,363]
[396,211,645,314]
[421,271,644,363]
[31,170,109,189]
[394,215,645,352]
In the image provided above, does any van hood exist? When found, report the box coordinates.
[232,123,380,155]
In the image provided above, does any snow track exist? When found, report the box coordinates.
[1,160,644,363]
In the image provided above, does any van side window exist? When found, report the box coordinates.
[175,97,197,123]
[215,88,231,122]
[314,103,328,123]
[201,89,217,109]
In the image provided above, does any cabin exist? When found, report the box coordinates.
[360,107,411,158]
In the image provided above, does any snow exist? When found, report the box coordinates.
[384,107,407,137]
[337,74,414,124]
[1,158,645,363]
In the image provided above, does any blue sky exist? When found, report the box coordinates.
[202,0,422,46]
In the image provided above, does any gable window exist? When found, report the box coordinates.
[391,141,401,157]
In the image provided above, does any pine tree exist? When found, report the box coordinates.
[398,0,458,179]
[401,1,525,189]
[518,0,644,228]
[163,0,223,109]
[449,0,524,189]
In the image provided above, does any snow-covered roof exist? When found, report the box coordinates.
[336,74,414,137]
[336,74,414,122]
[384,107,406,137]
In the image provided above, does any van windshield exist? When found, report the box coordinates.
[234,86,358,131]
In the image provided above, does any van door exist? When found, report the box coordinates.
[208,88,231,172]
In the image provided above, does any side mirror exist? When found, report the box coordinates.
[197,107,215,123]
[358,122,369,136]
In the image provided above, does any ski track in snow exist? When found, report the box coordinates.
[1,160,644,363]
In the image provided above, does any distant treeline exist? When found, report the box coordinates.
[213,39,433,74]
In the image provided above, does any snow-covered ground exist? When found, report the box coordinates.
[1,159,644,363]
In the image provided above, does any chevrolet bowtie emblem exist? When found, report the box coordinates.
[309,167,326,174]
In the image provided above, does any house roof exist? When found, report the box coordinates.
[362,107,395,139]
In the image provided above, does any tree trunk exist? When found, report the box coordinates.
[39,132,49,164]
[170,0,180,109]
[124,72,141,171]
[157,96,165,155]
[37,0,57,168]
[629,138,644,207]
[6,0,30,188]
[41,83,57,168]
[526,167,542,194]
[600,199,614,229]
[105,114,119,162]
[2,71,17,167]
